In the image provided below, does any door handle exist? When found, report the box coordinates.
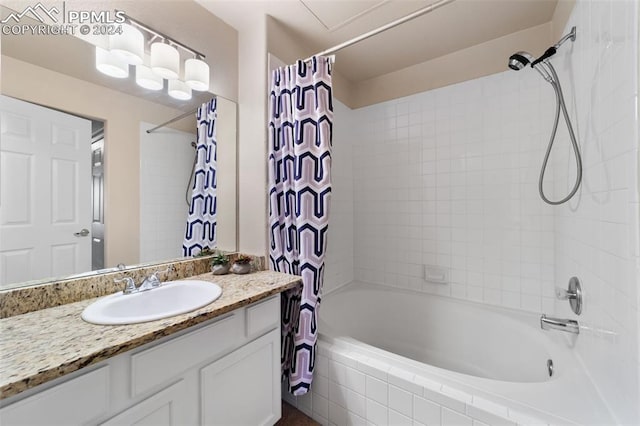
[74,228,90,237]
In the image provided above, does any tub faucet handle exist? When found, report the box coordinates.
[555,276,582,315]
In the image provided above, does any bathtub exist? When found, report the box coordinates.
[284,282,613,425]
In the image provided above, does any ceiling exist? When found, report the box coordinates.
[202,0,558,82]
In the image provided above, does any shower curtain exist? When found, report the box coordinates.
[183,98,217,256]
[268,56,333,395]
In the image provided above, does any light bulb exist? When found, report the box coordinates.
[135,65,163,90]
[168,80,192,100]
[150,42,180,80]
[95,47,129,78]
[185,58,210,91]
[110,23,144,65]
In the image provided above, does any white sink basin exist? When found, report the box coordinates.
[81,280,222,325]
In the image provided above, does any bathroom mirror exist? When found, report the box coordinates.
[0,5,238,290]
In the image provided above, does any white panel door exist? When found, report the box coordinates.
[201,329,281,426]
[0,95,91,287]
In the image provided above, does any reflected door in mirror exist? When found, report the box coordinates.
[0,96,92,288]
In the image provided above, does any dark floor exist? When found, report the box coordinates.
[275,402,319,426]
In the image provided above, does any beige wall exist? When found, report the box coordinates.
[350,23,553,108]
[2,56,194,267]
[551,0,577,40]
[236,14,269,256]
[347,0,575,108]
[215,98,238,251]
[266,16,355,106]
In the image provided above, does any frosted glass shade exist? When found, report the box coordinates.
[135,65,163,90]
[95,47,129,78]
[185,58,210,91]
[110,24,144,65]
[168,80,192,100]
[150,43,179,79]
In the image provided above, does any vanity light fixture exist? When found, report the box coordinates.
[95,47,129,78]
[94,13,210,96]
[135,64,163,90]
[150,42,180,80]
[184,57,210,91]
[168,79,192,100]
[110,23,144,65]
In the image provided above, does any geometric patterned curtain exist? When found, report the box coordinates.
[268,56,333,395]
[183,98,217,256]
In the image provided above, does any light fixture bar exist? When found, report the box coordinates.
[121,12,206,59]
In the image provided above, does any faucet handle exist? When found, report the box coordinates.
[139,265,175,291]
[555,277,582,315]
[114,277,136,294]
[152,265,176,282]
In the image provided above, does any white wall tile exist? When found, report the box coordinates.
[388,385,413,417]
[413,395,441,425]
[330,0,639,423]
[388,409,413,426]
[365,376,388,406]
[365,398,388,426]
[441,408,472,426]
[139,123,195,263]
[547,0,639,422]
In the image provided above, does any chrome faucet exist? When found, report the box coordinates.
[540,315,579,335]
[114,265,176,295]
[114,277,137,295]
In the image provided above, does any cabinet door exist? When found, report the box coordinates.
[100,380,187,426]
[0,366,109,426]
[201,329,280,426]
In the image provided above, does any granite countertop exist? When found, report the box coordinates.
[0,270,301,400]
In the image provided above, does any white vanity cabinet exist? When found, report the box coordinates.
[0,295,282,426]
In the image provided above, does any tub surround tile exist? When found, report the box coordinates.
[347,411,366,426]
[442,407,473,426]
[0,270,300,399]
[285,344,559,426]
[389,409,412,426]
[413,395,441,425]
[388,367,423,395]
[365,398,388,425]
[0,254,267,318]
[316,354,330,378]
[344,366,366,394]
[389,385,413,417]
[312,393,329,420]
[365,376,388,405]
[345,388,366,418]
[465,402,516,426]
[328,400,347,426]
[313,375,329,399]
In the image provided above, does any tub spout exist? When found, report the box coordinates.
[540,315,579,335]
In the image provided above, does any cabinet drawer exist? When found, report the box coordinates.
[246,295,280,339]
[101,380,187,426]
[131,312,243,397]
[0,366,109,426]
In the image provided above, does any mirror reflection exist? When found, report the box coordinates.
[0,6,238,290]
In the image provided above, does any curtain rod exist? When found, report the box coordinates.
[304,0,456,62]
[146,109,198,133]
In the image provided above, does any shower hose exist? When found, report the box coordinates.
[538,62,583,205]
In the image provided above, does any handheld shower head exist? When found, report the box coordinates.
[508,51,534,71]
[508,51,553,82]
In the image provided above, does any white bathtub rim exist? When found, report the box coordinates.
[317,281,614,425]
[317,333,580,425]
